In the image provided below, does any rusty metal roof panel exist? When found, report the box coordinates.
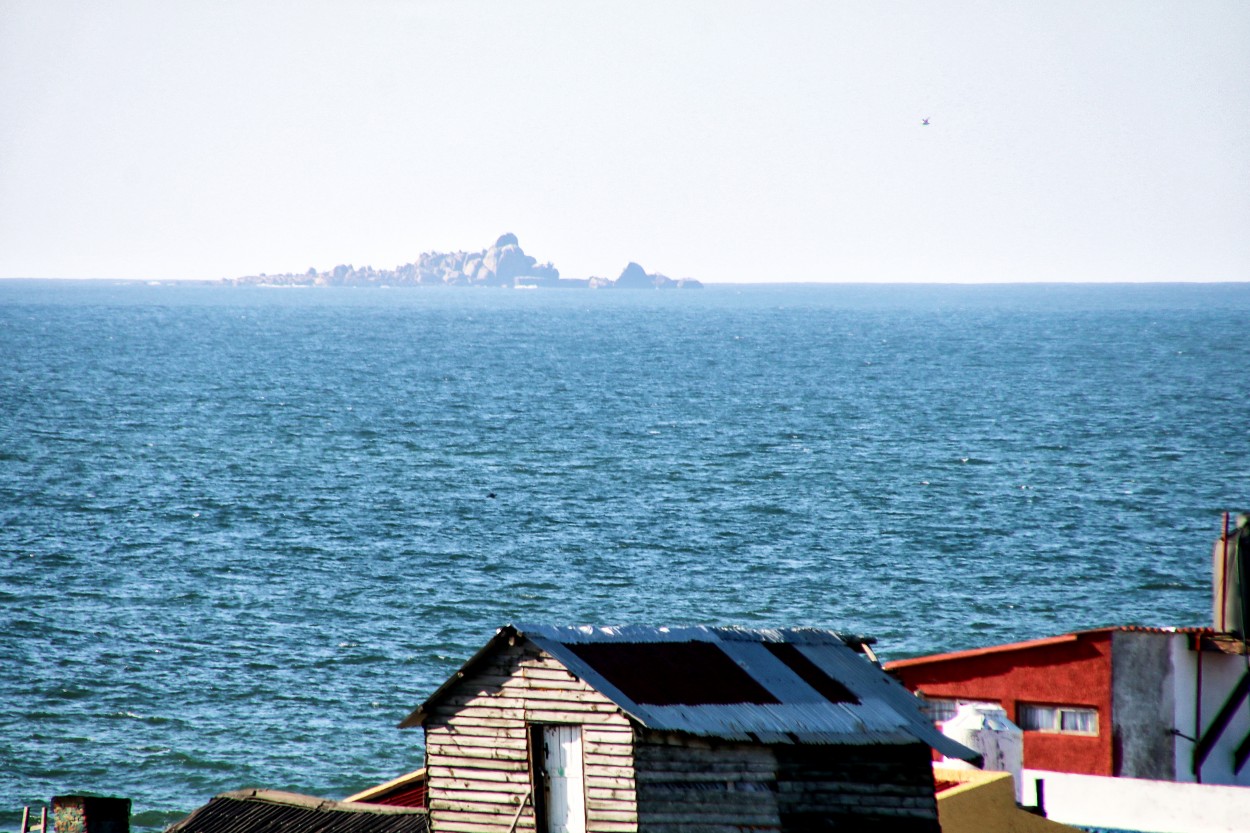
[511,623,978,762]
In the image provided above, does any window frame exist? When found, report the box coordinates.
[527,722,588,833]
[1016,702,1099,736]
[918,696,1002,726]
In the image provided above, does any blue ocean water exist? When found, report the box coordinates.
[2,280,1248,826]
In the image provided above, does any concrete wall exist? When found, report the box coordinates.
[1109,631,1176,779]
[934,768,1081,833]
[1020,769,1250,833]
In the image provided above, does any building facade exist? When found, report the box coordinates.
[886,626,1250,785]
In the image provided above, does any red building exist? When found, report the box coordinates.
[885,626,1250,785]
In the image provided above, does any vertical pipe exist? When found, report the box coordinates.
[1196,641,1204,783]
[21,807,30,833]
[39,808,47,833]
[1220,513,1231,632]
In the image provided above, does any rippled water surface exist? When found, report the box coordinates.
[2,280,1248,826]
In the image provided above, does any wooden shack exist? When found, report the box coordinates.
[399,624,978,833]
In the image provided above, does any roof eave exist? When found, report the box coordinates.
[397,626,521,729]
[884,633,1081,670]
[345,768,427,804]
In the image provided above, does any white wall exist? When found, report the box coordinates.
[1020,769,1250,833]
[1169,636,1250,786]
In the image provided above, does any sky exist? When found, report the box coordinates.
[2,1,1248,283]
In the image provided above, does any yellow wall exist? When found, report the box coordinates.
[935,768,1082,833]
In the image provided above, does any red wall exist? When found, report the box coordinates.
[371,784,427,808]
[886,632,1114,776]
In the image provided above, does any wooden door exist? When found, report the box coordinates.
[542,725,586,833]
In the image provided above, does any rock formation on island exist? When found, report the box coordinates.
[611,261,701,290]
[230,234,702,289]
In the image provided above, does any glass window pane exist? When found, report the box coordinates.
[924,698,957,722]
[1060,709,1097,733]
[1017,704,1055,731]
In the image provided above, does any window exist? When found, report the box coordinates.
[922,697,958,723]
[918,696,1000,725]
[1017,703,1098,735]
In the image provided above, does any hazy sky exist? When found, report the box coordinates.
[2,1,1247,283]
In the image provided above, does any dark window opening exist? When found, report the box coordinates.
[565,641,781,705]
[763,642,860,704]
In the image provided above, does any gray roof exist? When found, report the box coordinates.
[402,623,979,764]
[166,791,428,833]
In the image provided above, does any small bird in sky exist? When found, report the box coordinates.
[922,118,930,126]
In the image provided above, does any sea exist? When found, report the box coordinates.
[2,279,1248,827]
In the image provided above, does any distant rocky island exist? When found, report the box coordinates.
[229,234,702,289]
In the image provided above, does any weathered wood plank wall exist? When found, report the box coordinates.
[774,744,941,833]
[633,732,940,833]
[424,643,638,833]
[634,732,782,833]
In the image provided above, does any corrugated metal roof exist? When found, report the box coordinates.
[166,791,428,833]
[402,623,979,763]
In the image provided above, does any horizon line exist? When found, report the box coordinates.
[2,276,1249,287]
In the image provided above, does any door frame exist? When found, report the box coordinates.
[527,723,587,833]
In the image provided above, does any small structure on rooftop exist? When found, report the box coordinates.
[19,796,130,833]
[940,703,1025,800]
[400,623,978,833]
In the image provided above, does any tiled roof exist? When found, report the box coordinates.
[1103,625,1212,635]
[885,625,1215,669]
[166,790,428,833]
[403,624,980,763]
